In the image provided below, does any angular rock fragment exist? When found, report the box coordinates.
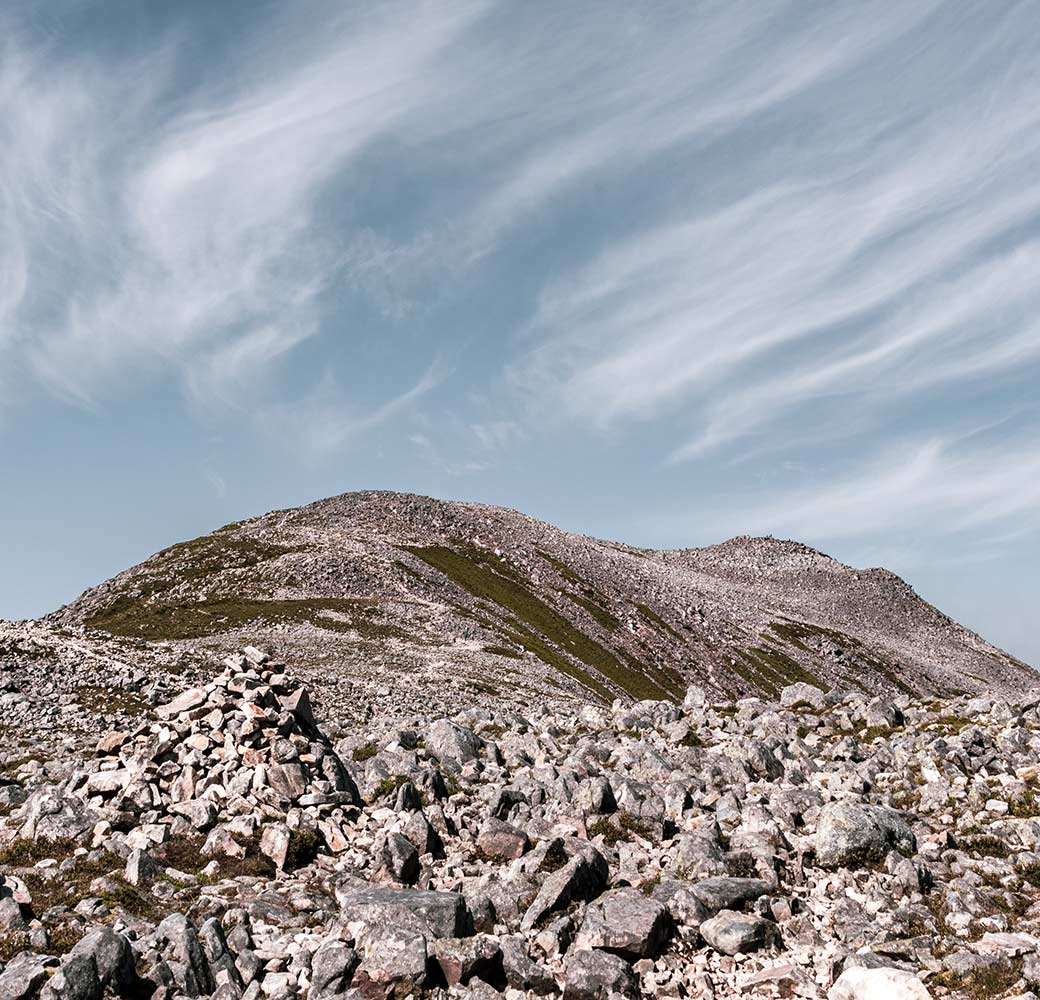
[699,909,780,955]
[562,948,638,999]
[573,887,672,959]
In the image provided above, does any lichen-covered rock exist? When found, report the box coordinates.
[815,801,915,868]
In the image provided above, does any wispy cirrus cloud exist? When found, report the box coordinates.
[507,1,1040,471]
[2,1,486,418]
[689,430,1040,545]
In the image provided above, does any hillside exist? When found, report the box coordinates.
[43,491,1032,719]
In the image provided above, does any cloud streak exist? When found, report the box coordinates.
[2,1,485,424]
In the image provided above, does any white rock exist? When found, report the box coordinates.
[828,967,932,1000]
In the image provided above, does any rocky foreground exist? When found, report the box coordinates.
[2,649,1040,998]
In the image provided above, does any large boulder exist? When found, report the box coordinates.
[522,844,609,930]
[18,787,97,843]
[573,887,672,959]
[69,927,137,995]
[335,885,472,939]
[308,939,359,999]
[154,914,214,998]
[690,877,773,915]
[39,955,101,1000]
[426,719,483,772]
[781,683,827,711]
[815,802,915,868]
[563,949,638,999]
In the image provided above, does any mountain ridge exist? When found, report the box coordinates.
[43,489,1033,719]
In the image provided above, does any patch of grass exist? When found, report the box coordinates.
[1008,792,1040,818]
[0,837,78,867]
[633,602,684,642]
[351,743,379,762]
[932,957,1024,999]
[726,853,759,878]
[1018,860,1040,889]
[87,534,309,612]
[766,618,914,695]
[77,685,152,717]
[862,725,896,743]
[536,550,587,587]
[15,848,126,916]
[159,834,276,881]
[98,877,161,920]
[373,775,410,801]
[85,595,413,643]
[535,552,622,633]
[539,839,569,874]
[678,730,703,748]
[588,812,656,846]
[566,592,621,632]
[284,829,321,871]
[748,646,821,688]
[0,755,42,780]
[639,872,663,896]
[403,544,682,703]
[961,834,1011,859]
[930,715,973,733]
[483,644,523,659]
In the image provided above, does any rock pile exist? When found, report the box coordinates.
[2,649,1040,998]
[55,646,360,871]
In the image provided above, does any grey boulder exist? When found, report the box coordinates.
[699,909,780,955]
[574,887,672,959]
[815,801,915,868]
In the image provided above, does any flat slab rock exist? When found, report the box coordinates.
[690,876,773,914]
[573,887,672,959]
[334,885,471,939]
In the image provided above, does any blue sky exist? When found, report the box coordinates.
[3,0,1038,666]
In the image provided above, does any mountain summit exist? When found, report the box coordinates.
[44,491,1031,719]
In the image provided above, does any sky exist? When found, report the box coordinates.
[3,0,1039,666]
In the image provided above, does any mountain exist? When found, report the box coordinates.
[47,490,1032,718]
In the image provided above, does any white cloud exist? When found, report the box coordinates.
[257,363,445,460]
[1,2,485,429]
[694,435,1040,544]
[505,2,1040,464]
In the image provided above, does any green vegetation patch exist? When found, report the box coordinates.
[932,957,1024,999]
[81,531,322,638]
[403,544,681,703]
[565,591,621,632]
[634,602,684,642]
[961,834,1011,859]
[85,595,413,643]
[351,743,379,762]
[766,619,914,695]
[77,685,152,718]
[373,775,410,801]
[588,812,658,846]
[537,550,622,632]
[729,645,819,699]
